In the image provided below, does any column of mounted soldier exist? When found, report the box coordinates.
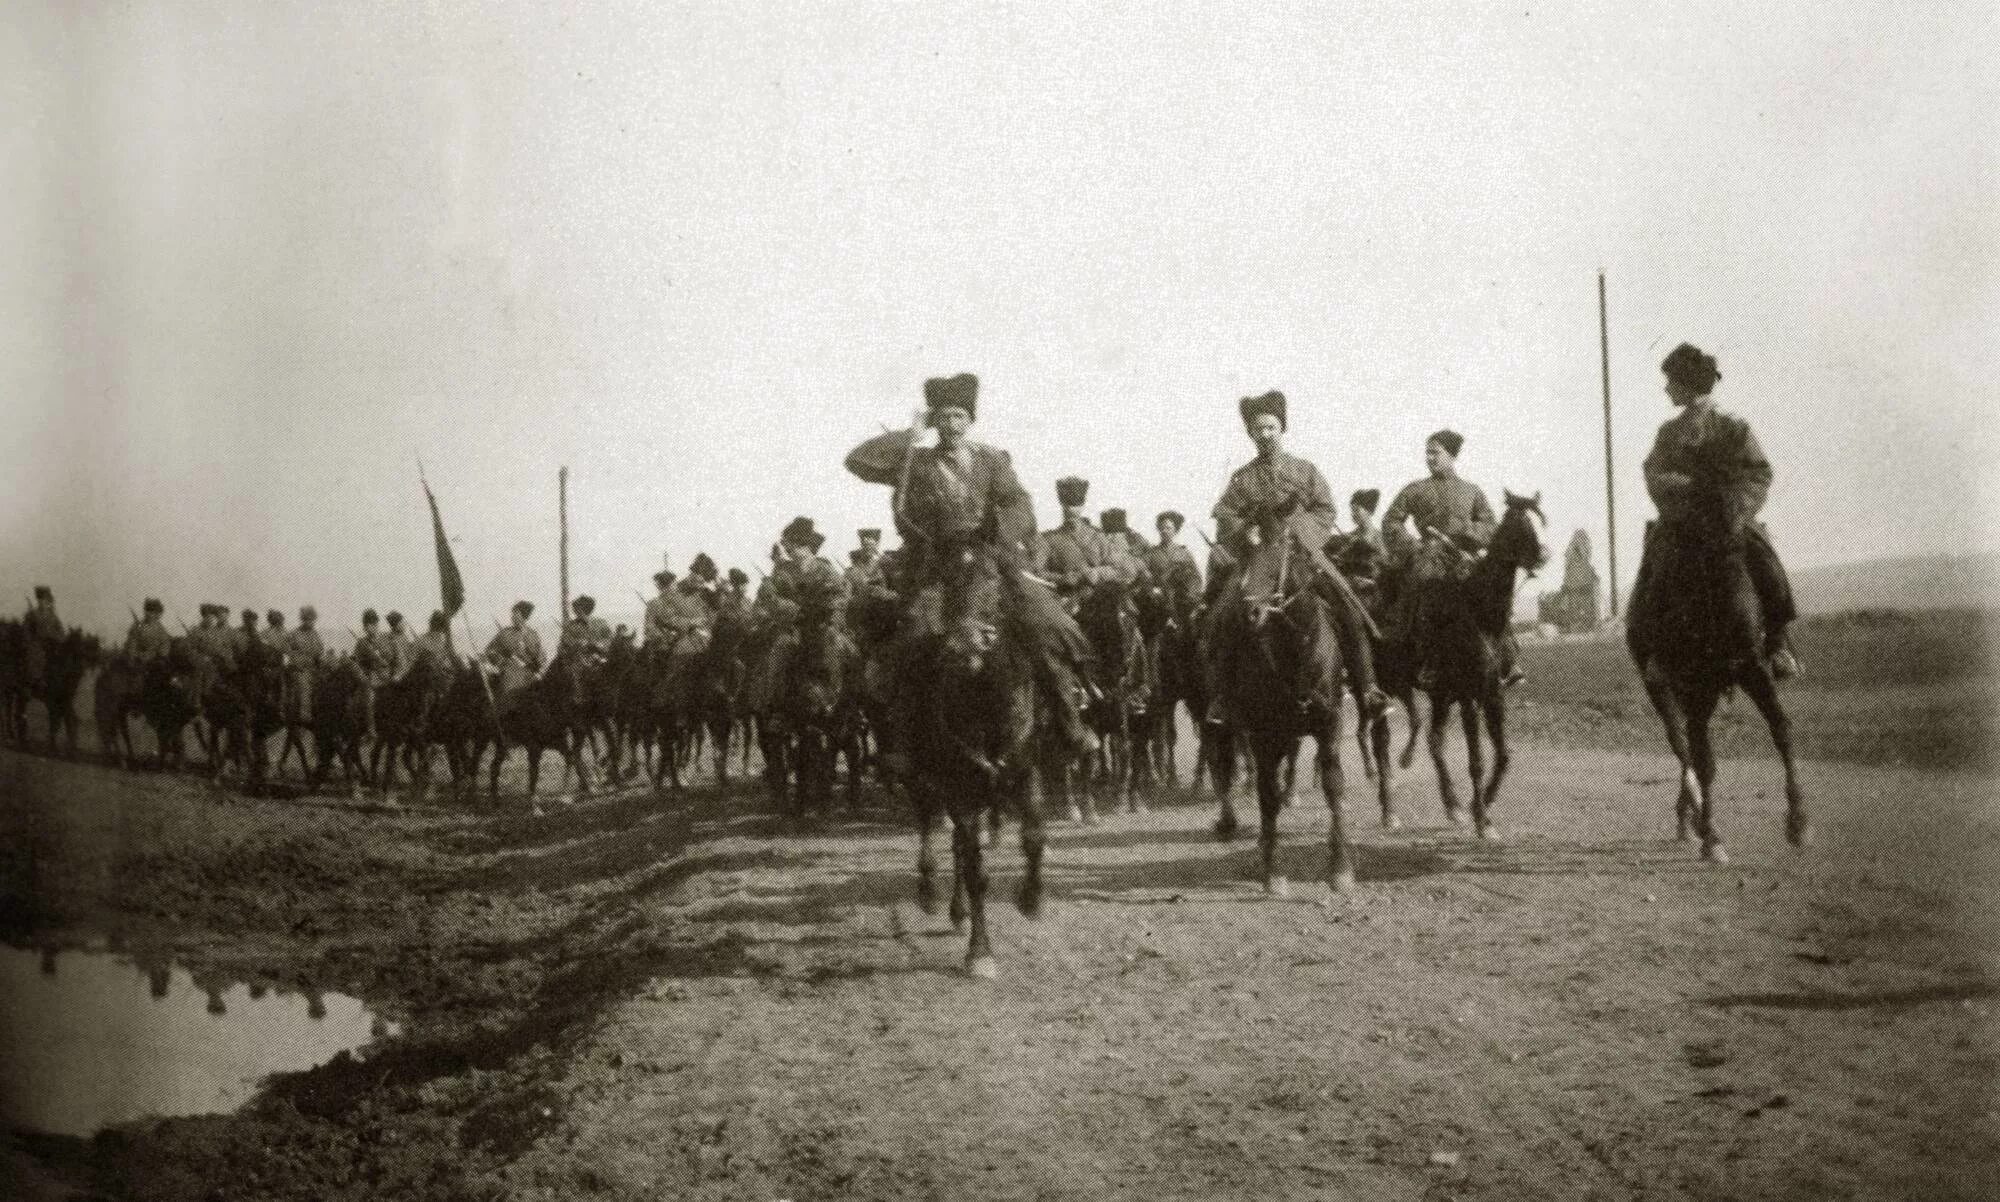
[5,343,1803,911]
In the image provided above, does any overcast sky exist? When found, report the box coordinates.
[4,1,1994,635]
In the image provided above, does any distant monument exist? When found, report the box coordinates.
[1538,530,1602,634]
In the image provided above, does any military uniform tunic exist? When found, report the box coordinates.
[844,431,1037,565]
[1141,542,1204,612]
[644,589,712,646]
[1381,473,1497,550]
[1039,519,1140,597]
[286,628,326,666]
[1212,452,1339,557]
[558,616,614,658]
[123,617,173,664]
[1642,405,1771,528]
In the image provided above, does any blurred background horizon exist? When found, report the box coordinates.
[4,1,1994,637]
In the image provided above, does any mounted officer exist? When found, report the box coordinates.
[744,516,850,713]
[1627,342,1800,680]
[682,553,723,614]
[645,568,712,651]
[1099,508,1152,570]
[1330,489,1388,602]
[408,611,457,677]
[720,568,752,619]
[484,601,545,703]
[1382,430,1520,688]
[1203,389,1384,723]
[843,371,1102,770]
[559,595,613,660]
[355,609,393,736]
[1040,477,1140,610]
[285,606,325,723]
[383,612,413,677]
[845,528,892,597]
[1142,511,1204,616]
[230,608,260,662]
[123,598,173,664]
[261,609,289,653]
[22,586,63,689]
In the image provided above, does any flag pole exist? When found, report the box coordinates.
[558,466,570,623]
[1598,270,1618,619]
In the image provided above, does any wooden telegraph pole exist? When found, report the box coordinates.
[1598,271,1618,618]
[559,465,570,621]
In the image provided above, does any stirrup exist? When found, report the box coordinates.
[1768,647,1801,680]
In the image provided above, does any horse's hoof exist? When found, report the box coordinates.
[1265,876,1290,899]
[1064,805,1084,824]
[1701,841,1730,865]
[1788,819,1814,848]
[1016,886,1043,919]
[1476,822,1501,842]
[1126,799,1146,816]
[1443,807,1465,826]
[966,955,999,980]
[1213,816,1239,842]
[1330,866,1357,894]
[1082,810,1102,828]
[951,913,967,934]
[1381,813,1401,832]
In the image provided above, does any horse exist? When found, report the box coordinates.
[138,642,203,772]
[1410,491,1549,839]
[93,652,146,768]
[304,657,373,798]
[692,605,752,785]
[1206,537,1356,897]
[14,629,98,756]
[368,654,452,803]
[763,601,866,821]
[203,635,285,792]
[903,545,1048,978]
[1133,578,1201,790]
[483,646,597,812]
[1074,576,1155,815]
[1348,547,1426,829]
[1630,498,1811,862]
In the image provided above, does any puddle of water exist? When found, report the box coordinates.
[0,946,398,1137]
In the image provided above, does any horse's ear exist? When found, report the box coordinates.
[1502,489,1522,508]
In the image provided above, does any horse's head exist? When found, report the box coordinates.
[1495,491,1550,577]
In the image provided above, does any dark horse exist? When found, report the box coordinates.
[1074,577,1154,816]
[93,652,146,768]
[905,546,1048,979]
[1206,539,1355,897]
[1407,492,1548,839]
[203,636,285,790]
[1134,578,1199,791]
[1630,504,1811,862]
[484,647,597,812]
[763,604,865,821]
[9,627,99,755]
[692,606,752,785]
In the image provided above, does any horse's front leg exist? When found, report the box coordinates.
[1320,724,1354,892]
[1252,735,1288,897]
[953,814,995,979]
[1427,695,1459,823]
[1480,689,1510,831]
[1460,700,1494,840]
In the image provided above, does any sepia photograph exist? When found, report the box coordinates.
[2,2,1995,1198]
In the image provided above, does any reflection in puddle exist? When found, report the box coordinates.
[0,946,398,1137]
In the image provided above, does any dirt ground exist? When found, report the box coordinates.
[4,620,1999,1200]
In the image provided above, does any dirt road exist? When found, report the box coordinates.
[5,735,1999,1200]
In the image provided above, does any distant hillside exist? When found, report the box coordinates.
[1793,553,2000,615]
